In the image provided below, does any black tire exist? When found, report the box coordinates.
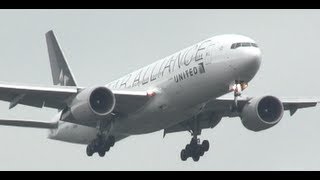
[180,149,188,161]
[185,144,191,153]
[199,148,205,156]
[98,150,106,157]
[86,145,94,157]
[192,154,200,162]
[108,136,115,147]
[202,140,209,152]
[105,145,110,152]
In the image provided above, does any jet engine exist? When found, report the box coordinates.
[241,96,284,132]
[61,86,116,125]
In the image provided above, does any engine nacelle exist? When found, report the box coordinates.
[62,86,116,124]
[241,96,284,132]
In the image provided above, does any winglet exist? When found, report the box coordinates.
[45,30,77,87]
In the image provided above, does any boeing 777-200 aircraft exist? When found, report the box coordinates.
[0,31,318,162]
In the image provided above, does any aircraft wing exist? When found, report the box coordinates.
[164,95,319,135]
[111,89,151,114]
[205,96,319,117]
[0,118,58,129]
[0,82,150,118]
[0,83,79,109]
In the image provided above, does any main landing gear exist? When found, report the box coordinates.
[180,117,210,162]
[180,136,210,162]
[86,119,116,157]
[86,135,115,157]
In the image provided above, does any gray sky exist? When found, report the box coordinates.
[0,9,319,170]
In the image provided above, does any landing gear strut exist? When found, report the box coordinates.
[231,80,248,111]
[180,118,210,162]
[86,135,115,157]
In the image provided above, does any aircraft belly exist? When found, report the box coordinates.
[48,122,97,144]
[113,111,190,135]
[48,122,129,145]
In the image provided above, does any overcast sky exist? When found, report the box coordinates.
[0,9,319,170]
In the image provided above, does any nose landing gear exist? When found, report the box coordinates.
[230,80,248,111]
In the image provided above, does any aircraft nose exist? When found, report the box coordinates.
[243,48,262,70]
[233,47,262,82]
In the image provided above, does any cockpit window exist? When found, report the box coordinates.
[231,42,258,49]
[251,43,258,47]
[242,42,251,47]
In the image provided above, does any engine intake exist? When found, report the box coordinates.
[241,96,284,132]
[89,87,115,115]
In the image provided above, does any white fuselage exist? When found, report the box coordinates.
[48,34,262,144]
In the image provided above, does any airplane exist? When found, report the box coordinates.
[0,30,317,162]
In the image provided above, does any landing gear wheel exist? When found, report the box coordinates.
[179,117,211,162]
[185,144,191,153]
[192,154,200,162]
[105,145,110,152]
[202,140,209,152]
[98,150,106,157]
[86,145,94,157]
[199,148,205,157]
[108,136,115,147]
[180,149,188,161]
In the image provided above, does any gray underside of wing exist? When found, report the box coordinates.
[280,97,319,116]
[164,112,221,135]
[0,118,58,129]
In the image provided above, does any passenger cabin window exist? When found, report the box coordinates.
[230,42,258,49]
